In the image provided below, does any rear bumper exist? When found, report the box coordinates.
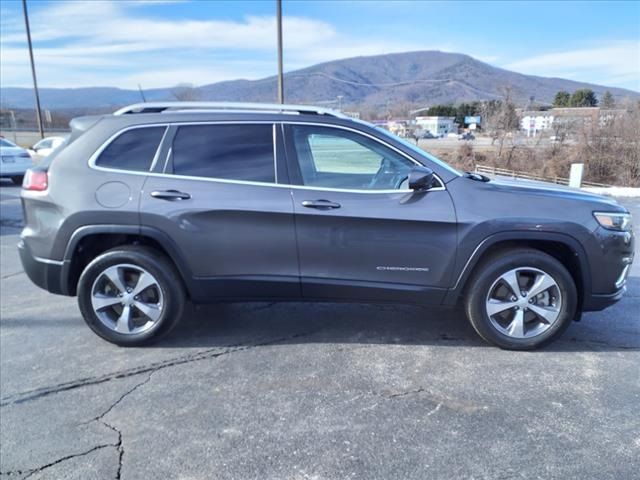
[18,239,67,295]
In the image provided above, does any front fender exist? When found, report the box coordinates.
[442,229,592,307]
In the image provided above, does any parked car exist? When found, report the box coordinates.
[0,137,33,185]
[19,102,634,349]
[458,132,475,141]
[417,130,436,139]
[28,136,67,160]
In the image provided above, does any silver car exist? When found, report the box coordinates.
[0,137,33,185]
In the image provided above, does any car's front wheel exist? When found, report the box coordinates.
[464,249,577,350]
[77,246,185,346]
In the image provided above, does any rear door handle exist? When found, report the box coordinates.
[301,199,341,210]
[150,190,191,201]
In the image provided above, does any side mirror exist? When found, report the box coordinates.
[408,166,436,191]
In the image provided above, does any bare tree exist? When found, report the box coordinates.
[171,83,201,101]
[578,100,640,186]
[481,87,519,165]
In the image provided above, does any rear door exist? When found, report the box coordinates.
[140,122,300,301]
[284,123,457,304]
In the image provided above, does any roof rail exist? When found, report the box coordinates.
[113,102,348,118]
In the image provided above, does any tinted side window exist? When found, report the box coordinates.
[96,127,165,171]
[291,125,414,190]
[171,124,275,183]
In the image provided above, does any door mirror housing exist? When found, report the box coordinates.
[408,166,436,191]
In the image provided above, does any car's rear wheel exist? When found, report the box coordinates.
[77,246,185,346]
[464,249,577,350]
[10,175,24,186]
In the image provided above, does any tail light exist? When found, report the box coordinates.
[22,169,48,191]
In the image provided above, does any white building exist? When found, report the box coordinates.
[415,116,457,136]
[520,108,626,137]
[520,112,554,136]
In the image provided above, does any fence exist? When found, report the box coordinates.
[0,129,69,148]
[474,165,612,188]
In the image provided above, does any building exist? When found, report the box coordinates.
[520,111,554,136]
[385,119,412,137]
[520,107,626,136]
[415,116,457,136]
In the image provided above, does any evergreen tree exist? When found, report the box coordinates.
[553,91,571,107]
[602,91,615,109]
[570,89,598,107]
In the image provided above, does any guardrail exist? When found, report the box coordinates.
[474,165,612,188]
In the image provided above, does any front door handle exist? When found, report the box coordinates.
[301,199,341,210]
[150,190,191,201]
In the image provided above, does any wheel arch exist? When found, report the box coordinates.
[444,231,591,310]
[61,225,194,297]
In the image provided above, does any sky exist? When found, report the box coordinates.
[1,0,639,91]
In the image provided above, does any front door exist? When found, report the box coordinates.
[284,123,457,304]
[140,122,299,301]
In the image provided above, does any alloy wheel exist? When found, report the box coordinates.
[485,267,562,339]
[90,263,164,335]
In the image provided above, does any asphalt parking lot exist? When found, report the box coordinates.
[1,180,638,479]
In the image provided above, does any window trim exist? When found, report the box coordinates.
[87,121,445,194]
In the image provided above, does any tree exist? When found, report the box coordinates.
[455,102,481,125]
[554,91,571,107]
[426,104,457,117]
[602,91,615,109]
[171,83,201,101]
[570,89,598,107]
[480,88,519,163]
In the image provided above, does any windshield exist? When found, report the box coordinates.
[0,138,17,147]
[372,125,462,177]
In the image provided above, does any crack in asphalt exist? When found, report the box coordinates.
[0,330,318,407]
[1,444,116,479]
[1,270,24,280]
[382,387,485,415]
[1,330,319,479]
[385,387,430,399]
[80,372,157,479]
[0,377,153,480]
[384,388,444,416]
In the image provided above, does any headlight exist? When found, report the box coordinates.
[593,212,633,231]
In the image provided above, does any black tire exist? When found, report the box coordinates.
[464,249,577,350]
[77,246,185,346]
[10,175,24,186]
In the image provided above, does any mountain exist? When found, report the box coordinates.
[2,51,637,111]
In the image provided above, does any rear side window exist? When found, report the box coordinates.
[171,124,275,183]
[95,127,165,171]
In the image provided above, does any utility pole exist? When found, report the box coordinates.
[22,0,44,139]
[276,0,284,104]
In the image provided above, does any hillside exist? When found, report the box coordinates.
[1,51,637,111]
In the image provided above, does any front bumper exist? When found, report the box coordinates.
[18,239,67,295]
[583,285,628,311]
[582,227,634,312]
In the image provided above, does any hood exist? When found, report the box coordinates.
[486,176,625,211]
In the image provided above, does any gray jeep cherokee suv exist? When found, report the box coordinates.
[18,102,634,349]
